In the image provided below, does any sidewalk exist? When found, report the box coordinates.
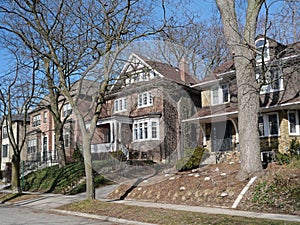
[3,185,300,224]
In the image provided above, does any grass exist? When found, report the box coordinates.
[23,162,112,194]
[0,193,41,204]
[59,200,299,225]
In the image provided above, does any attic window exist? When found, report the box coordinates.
[256,38,270,62]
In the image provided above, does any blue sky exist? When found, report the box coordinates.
[0,0,298,79]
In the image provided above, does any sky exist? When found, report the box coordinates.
[0,0,298,80]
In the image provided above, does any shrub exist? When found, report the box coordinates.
[73,144,84,162]
[110,150,127,161]
[276,138,300,165]
[176,146,207,171]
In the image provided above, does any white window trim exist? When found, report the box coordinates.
[32,114,41,127]
[288,111,300,135]
[211,84,229,106]
[258,113,280,137]
[256,69,284,94]
[255,38,270,63]
[114,97,127,113]
[63,103,72,117]
[138,91,153,108]
[133,118,160,142]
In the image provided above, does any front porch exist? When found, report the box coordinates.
[93,115,132,156]
[182,110,239,153]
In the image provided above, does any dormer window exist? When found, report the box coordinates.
[256,38,270,62]
[256,68,283,94]
[211,84,229,105]
[63,103,72,117]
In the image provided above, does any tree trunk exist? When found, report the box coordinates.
[82,137,95,200]
[11,154,21,194]
[216,0,263,180]
[54,120,66,168]
[235,57,262,180]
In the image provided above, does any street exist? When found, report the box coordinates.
[0,204,117,225]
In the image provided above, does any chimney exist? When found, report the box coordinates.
[179,57,189,83]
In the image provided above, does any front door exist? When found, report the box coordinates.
[211,120,233,152]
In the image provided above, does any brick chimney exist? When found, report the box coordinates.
[179,57,189,83]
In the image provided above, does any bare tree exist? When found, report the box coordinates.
[0,47,37,193]
[216,0,264,180]
[0,0,167,199]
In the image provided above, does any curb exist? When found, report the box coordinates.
[50,209,157,225]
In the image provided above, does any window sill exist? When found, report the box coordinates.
[137,105,153,109]
[259,135,280,138]
[132,139,160,142]
[289,133,300,136]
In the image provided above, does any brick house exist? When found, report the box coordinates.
[93,53,201,162]
[26,79,101,168]
[184,36,300,158]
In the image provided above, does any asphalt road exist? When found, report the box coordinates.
[0,204,117,225]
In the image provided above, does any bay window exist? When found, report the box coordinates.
[133,118,159,141]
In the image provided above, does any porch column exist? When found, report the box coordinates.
[200,124,207,147]
[229,118,239,143]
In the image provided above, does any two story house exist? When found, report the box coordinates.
[26,79,101,169]
[94,53,201,162]
[184,36,300,157]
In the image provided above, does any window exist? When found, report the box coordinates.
[133,118,159,141]
[27,139,37,154]
[138,92,153,108]
[43,111,48,123]
[211,84,229,105]
[258,113,279,137]
[2,126,8,139]
[114,97,127,113]
[151,121,157,138]
[63,130,70,148]
[258,116,265,136]
[257,69,283,93]
[288,111,300,135]
[255,38,270,62]
[2,145,8,158]
[63,103,72,117]
[32,114,41,127]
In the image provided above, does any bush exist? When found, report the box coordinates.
[176,146,207,172]
[110,150,127,161]
[73,144,84,162]
[276,138,300,165]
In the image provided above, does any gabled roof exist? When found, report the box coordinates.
[112,53,198,92]
[144,59,198,85]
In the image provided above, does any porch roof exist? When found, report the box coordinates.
[183,99,300,124]
[97,115,133,125]
[182,105,238,123]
